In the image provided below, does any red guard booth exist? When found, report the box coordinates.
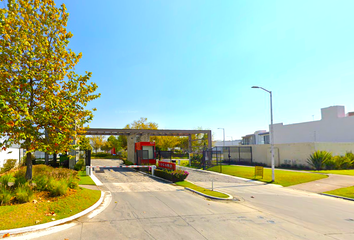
[135,142,156,165]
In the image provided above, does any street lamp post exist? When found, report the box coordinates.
[228,136,233,145]
[252,86,275,182]
[218,128,225,148]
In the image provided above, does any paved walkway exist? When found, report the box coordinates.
[288,174,354,193]
[178,166,354,193]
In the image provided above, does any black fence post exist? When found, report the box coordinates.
[238,147,241,162]
[85,150,91,166]
[250,146,253,163]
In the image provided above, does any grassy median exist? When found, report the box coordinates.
[324,186,354,199]
[175,181,229,198]
[208,165,327,187]
[312,169,354,176]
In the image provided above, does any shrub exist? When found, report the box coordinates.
[47,178,68,197]
[0,159,17,174]
[14,175,27,188]
[0,174,14,188]
[120,151,127,160]
[91,152,111,158]
[0,187,12,205]
[279,163,311,170]
[74,159,85,171]
[15,185,34,203]
[67,176,79,189]
[333,155,353,170]
[33,175,49,191]
[324,157,337,170]
[124,160,134,165]
[154,169,189,182]
[307,150,332,170]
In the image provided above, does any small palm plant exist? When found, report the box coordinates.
[307,150,332,170]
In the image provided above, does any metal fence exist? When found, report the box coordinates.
[157,151,172,161]
[201,150,222,171]
[213,146,252,165]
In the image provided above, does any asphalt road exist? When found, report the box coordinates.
[27,160,354,240]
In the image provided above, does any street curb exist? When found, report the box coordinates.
[0,190,106,235]
[184,187,234,200]
[90,171,103,186]
[319,193,354,202]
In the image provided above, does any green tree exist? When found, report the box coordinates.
[89,136,104,153]
[154,136,180,151]
[118,118,158,150]
[107,135,121,152]
[78,135,92,151]
[117,135,127,150]
[100,140,111,152]
[0,0,100,180]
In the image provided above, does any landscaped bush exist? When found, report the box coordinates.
[279,163,311,170]
[15,185,34,203]
[47,178,68,197]
[0,165,79,205]
[91,152,111,158]
[154,169,189,182]
[74,159,85,171]
[0,187,12,205]
[307,150,332,170]
[307,151,354,170]
[0,159,17,174]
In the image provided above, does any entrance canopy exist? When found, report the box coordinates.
[83,128,212,163]
[85,128,211,138]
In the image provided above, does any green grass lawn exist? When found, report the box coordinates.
[0,188,101,230]
[312,169,354,176]
[78,171,96,185]
[325,186,354,199]
[208,165,328,187]
[175,181,229,198]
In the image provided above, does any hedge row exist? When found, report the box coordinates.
[154,169,189,182]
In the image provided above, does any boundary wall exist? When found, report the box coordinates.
[247,142,354,167]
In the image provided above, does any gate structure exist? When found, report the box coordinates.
[202,150,222,171]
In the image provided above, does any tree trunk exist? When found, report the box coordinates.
[45,152,49,165]
[25,152,33,180]
[53,153,57,167]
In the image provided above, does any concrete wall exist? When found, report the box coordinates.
[127,134,150,164]
[249,142,354,167]
[273,106,354,144]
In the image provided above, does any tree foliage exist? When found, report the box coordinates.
[107,135,121,152]
[89,136,104,153]
[0,0,100,179]
[78,135,92,151]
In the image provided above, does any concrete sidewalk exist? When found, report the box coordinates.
[288,173,354,193]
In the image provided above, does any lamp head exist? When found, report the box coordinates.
[251,86,259,89]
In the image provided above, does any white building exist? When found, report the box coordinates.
[0,145,23,168]
[214,140,241,147]
[241,130,268,145]
[273,106,354,144]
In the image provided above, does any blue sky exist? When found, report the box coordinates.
[57,0,354,141]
